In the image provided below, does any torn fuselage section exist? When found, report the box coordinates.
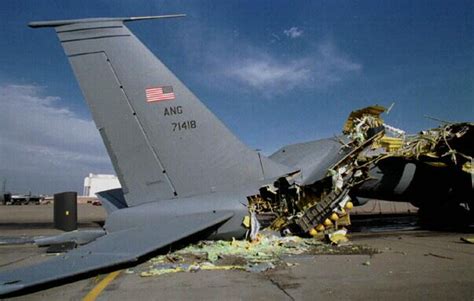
[253,173,354,236]
[343,106,473,226]
[247,135,378,237]
[355,121,474,226]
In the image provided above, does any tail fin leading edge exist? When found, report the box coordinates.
[32,16,291,206]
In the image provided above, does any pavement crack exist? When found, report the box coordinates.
[266,276,295,301]
[0,255,34,268]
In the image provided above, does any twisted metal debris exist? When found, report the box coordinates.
[248,105,473,238]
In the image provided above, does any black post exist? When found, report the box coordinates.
[53,191,78,231]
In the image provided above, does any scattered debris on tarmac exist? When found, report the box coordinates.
[137,233,378,278]
[460,237,474,244]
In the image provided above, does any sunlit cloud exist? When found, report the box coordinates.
[228,54,311,94]
[224,40,362,96]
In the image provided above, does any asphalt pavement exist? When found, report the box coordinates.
[0,204,473,301]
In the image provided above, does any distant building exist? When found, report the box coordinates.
[83,174,121,197]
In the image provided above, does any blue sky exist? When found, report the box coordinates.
[0,0,472,194]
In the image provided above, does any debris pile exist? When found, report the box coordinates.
[138,233,378,277]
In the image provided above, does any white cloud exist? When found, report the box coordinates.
[312,41,362,86]
[283,27,303,39]
[270,33,281,43]
[228,55,311,95]
[225,40,362,96]
[0,84,112,194]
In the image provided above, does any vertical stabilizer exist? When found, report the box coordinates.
[30,16,291,206]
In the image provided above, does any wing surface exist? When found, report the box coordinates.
[0,211,233,296]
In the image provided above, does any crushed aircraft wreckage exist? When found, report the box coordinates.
[248,105,473,237]
[0,15,472,296]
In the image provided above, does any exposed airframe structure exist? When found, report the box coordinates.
[0,15,472,296]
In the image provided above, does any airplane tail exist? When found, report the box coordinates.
[30,16,291,206]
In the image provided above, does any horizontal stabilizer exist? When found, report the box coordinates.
[0,211,233,296]
[28,14,186,28]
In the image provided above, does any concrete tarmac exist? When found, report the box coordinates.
[0,204,473,300]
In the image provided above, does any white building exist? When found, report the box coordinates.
[83,174,121,197]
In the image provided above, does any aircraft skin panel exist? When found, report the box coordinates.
[270,138,347,185]
[50,21,292,206]
[69,52,175,202]
[57,26,128,41]
[0,211,234,296]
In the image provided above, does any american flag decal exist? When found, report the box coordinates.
[145,86,175,102]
